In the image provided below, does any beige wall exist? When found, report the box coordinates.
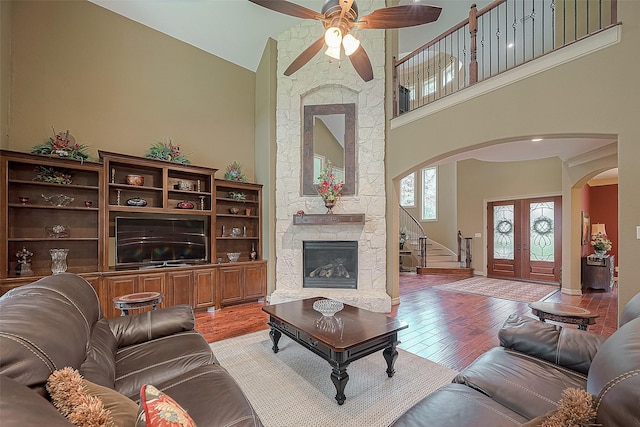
[5,0,256,177]
[387,1,640,315]
[457,157,563,275]
[0,1,10,148]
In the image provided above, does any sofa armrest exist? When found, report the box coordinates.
[108,304,195,348]
[0,375,72,426]
[498,314,607,374]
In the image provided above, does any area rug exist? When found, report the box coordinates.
[434,276,558,302]
[210,331,458,427]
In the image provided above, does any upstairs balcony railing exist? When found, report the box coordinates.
[393,0,618,117]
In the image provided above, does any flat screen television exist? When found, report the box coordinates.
[115,216,208,267]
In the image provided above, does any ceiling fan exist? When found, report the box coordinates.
[249,0,442,82]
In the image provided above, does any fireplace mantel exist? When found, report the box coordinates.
[292,213,365,226]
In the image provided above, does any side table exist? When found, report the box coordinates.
[528,301,599,331]
[113,292,164,316]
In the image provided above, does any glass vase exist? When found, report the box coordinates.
[50,248,69,275]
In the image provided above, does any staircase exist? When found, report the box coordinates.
[399,206,473,276]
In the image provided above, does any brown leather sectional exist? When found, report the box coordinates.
[391,292,640,426]
[0,273,262,426]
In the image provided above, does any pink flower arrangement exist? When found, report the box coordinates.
[317,162,344,202]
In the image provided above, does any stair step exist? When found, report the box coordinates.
[417,267,474,276]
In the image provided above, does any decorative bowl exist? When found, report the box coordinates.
[313,299,344,317]
[177,201,194,209]
[42,194,74,207]
[227,252,241,262]
[126,196,147,207]
[45,224,70,238]
[126,174,144,186]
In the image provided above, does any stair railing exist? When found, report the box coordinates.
[399,206,428,268]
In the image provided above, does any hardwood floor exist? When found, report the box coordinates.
[195,273,618,372]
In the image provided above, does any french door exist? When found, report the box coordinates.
[487,196,561,282]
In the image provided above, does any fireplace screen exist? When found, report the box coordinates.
[303,241,357,289]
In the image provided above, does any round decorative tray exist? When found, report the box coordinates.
[313,299,344,317]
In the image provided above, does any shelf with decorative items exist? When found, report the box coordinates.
[1,150,103,279]
[99,151,217,270]
[214,179,262,264]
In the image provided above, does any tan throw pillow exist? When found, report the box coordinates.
[82,379,138,427]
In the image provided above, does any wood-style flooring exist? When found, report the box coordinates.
[195,273,618,372]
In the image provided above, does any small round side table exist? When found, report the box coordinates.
[528,301,599,331]
[113,292,164,316]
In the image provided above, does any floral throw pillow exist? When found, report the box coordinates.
[136,385,196,427]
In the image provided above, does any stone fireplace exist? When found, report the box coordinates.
[269,0,390,312]
[303,241,358,289]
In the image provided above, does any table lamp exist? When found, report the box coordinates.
[591,223,607,237]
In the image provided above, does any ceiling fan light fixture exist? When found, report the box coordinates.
[325,45,341,60]
[324,26,343,48]
[342,33,360,56]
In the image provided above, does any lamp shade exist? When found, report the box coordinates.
[591,223,606,236]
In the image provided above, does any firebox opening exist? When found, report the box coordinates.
[303,241,358,289]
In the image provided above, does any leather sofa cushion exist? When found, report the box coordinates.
[108,305,195,348]
[390,383,527,427]
[0,274,102,396]
[588,317,640,426]
[115,331,217,399]
[620,292,640,326]
[0,375,72,426]
[453,347,587,420]
[499,314,605,374]
[80,318,118,388]
[152,365,263,427]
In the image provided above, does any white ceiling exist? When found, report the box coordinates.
[88,0,618,176]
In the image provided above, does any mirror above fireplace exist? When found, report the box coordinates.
[302,103,356,196]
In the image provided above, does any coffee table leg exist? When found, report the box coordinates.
[383,344,399,377]
[330,362,350,405]
[269,328,282,353]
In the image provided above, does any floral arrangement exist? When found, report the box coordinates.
[145,140,190,164]
[228,191,247,201]
[33,166,73,185]
[224,161,247,182]
[591,233,612,253]
[31,128,89,162]
[316,161,344,202]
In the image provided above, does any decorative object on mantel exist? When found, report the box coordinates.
[224,161,248,182]
[15,247,33,276]
[145,139,191,164]
[31,128,89,162]
[316,160,343,214]
[590,223,611,258]
[33,165,73,184]
[296,210,305,217]
[293,213,365,225]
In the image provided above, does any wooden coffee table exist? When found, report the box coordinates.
[528,301,599,330]
[262,297,408,405]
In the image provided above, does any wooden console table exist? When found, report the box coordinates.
[581,255,614,292]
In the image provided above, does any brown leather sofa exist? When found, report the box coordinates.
[0,273,262,426]
[391,292,640,427]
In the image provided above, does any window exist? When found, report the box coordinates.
[422,167,437,220]
[400,173,415,207]
[423,76,436,96]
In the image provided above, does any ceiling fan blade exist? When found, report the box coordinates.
[348,45,373,82]
[248,0,324,20]
[357,5,442,29]
[284,36,326,76]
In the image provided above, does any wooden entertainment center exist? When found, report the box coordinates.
[0,150,266,318]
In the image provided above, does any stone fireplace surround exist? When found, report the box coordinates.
[269,0,390,313]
